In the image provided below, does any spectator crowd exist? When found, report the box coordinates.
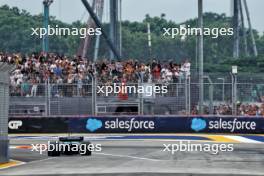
[0,52,191,87]
[1,52,264,117]
[191,102,264,116]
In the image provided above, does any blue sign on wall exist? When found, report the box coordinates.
[68,116,264,134]
[9,116,264,134]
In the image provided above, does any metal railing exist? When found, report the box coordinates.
[9,74,264,117]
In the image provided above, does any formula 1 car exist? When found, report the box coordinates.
[47,136,92,156]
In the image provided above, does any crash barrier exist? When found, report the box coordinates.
[0,62,15,163]
[9,116,264,134]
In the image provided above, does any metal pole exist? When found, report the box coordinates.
[198,0,204,114]
[92,76,95,115]
[188,77,191,114]
[147,23,152,60]
[45,79,48,116]
[230,0,234,16]
[209,84,214,114]
[234,74,237,115]
[222,79,225,102]
[243,0,258,56]
[185,76,191,115]
[139,80,144,115]
[48,78,51,116]
[82,0,96,59]
[81,0,121,60]
[93,0,105,61]
[185,76,188,114]
[233,0,239,58]
[42,0,52,53]
[231,73,237,115]
[93,35,101,62]
[217,78,225,102]
[119,0,122,57]
[238,0,249,56]
[204,76,213,114]
[109,0,119,60]
[195,36,198,73]
[231,74,234,115]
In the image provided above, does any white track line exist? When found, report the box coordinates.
[94,152,164,162]
[25,157,55,165]
[224,136,263,144]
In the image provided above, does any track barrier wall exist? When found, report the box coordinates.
[0,63,15,163]
[8,116,264,134]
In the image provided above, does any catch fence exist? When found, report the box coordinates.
[9,73,264,117]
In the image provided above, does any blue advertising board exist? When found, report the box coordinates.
[9,116,264,134]
[70,116,264,134]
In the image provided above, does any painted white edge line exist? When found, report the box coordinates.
[94,152,165,161]
[224,136,263,144]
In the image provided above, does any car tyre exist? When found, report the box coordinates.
[47,141,60,157]
[80,141,92,156]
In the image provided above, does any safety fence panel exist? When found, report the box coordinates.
[8,78,264,117]
[48,84,93,116]
[190,83,233,115]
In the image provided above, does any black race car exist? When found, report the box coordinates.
[47,136,92,156]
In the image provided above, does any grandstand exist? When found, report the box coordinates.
[1,52,263,116]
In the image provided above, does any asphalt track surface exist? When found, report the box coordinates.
[0,134,264,176]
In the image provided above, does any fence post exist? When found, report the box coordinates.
[45,78,51,117]
[139,80,144,115]
[204,76,214,114]
[92,76,96,115]
[234,74,237,115]
[48,78,51,116]
[92,76,94,115]
[185,76,191,115]
[231,73,237,115]
[185,76,190,114]
[209,83,214,114]
[188,77,191,114]
[45,79,48,116]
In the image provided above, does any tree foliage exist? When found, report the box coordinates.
[0,5,264,72]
